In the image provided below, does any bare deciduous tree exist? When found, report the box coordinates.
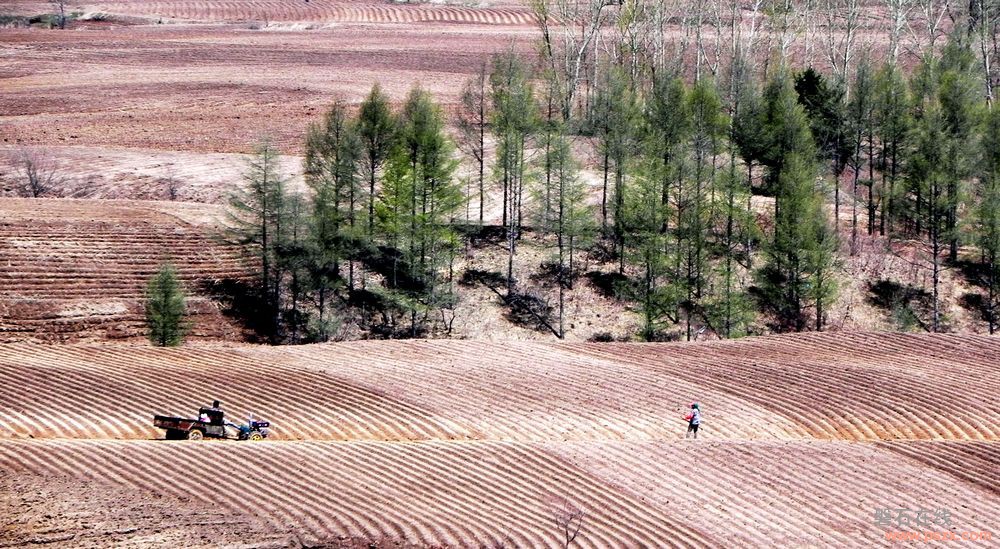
[971,0,1000,107]
[887,0,916,63]
[824,0,862,88]
[913,0,951,52]
[551,499,585,548]
[10,147,63,198]
[50,0,67,29]
[766,0,801,64]
[532,0,616,121]
[456,63,488,224]
[161,164,181,201]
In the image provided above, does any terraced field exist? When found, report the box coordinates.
[0,198,249,343]
[98,0,537,25]
[1,334,998,547]
[3,0,537,25]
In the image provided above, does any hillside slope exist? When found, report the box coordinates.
[0,198,248,343]
[2,333,996,442]
[0,333,998,547]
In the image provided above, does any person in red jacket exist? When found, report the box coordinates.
[684,402,701,439]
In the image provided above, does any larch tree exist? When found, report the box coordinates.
[532,127,594,338]
[456,63,489,225]
[978,106,1000,333]
[906,99,950,332]
[623,154,679,341]
[358,84,397,235]
[377,86,463,336]
[303,102,363,340]
[679,77,727,340]
[845,57,876,253]
[226,138,290,342]
[592,66,640,272]
[490,51,537,292]
[304,101,363,291]
[874,62,911,236]
[937,38,983,262]
[645,74,692,231]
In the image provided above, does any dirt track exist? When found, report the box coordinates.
[1,334,998,547]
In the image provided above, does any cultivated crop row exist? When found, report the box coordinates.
[543,440,1000,547]
[0,344,462,441]
[0,439,711,547]
[567,332,1000,441]
[2,334,996,442]
[97,0,537,25]
[0,198,249,342]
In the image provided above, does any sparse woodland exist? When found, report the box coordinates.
[211,0,1000,343]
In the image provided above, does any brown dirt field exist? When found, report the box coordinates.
[2,334,996,442]
[0,19,532,154]
[0,145,304,202]
[0,197,250,343]
[545,440,1000,547]
[0,334,997,547]
[568,332,1000,440]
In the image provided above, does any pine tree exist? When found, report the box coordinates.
[794,67,850,221]
[760,71,817,203]
[756,151,837,331]
[146,263,188,347]
[755,73,837,331]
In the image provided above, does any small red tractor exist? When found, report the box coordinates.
[153,401,270,441]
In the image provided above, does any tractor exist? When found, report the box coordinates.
[153,401,270,441]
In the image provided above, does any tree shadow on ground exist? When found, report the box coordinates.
[866,279,934,331]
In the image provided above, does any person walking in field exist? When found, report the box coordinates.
[684,402,701,439]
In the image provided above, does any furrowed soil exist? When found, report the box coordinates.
[0,333,998,547]
[2,3,999,547]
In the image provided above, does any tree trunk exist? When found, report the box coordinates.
[601,150,609,229]
[867,133,875,235]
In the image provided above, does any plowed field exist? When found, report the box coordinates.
[0,198,249,343]
[1,333,998,547]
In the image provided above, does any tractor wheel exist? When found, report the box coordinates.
[248,431,264,441]
[187,429,204,441]
[165,429,182,440]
